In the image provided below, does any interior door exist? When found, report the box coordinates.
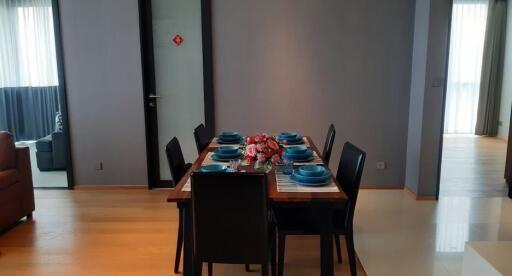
[140,0,213,188]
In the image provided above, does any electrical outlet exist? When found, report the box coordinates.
[95,162,103,171]
[376,161,386,170]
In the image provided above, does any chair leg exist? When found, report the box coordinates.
[261,262,269,276]
[245,264,251,272]
[334,234,342,264]
[345,230,357,276]
[271,229,277,276]
[174,207,184,273]
[277,234,286,276]
[208,262,213,276]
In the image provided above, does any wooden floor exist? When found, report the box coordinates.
[0,189,366,276]
[440,135,509,197]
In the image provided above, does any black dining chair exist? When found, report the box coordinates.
[322,124,336,165]
[165,137,192,273]
[193,123,211,154]
[274,142,366,276]
[191,172,275,276]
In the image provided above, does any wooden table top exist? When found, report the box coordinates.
[167,136,348,203]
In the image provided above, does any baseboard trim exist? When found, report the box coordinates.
[404,186,436,201]
[74,185,147,190]
[360,184,404,189]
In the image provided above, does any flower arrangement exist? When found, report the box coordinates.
[245,133,283,164]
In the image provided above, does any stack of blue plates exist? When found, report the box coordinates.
[199,164,227,172]
[291,165,331,186]
[283,146,314,162]
[277,132,304,145]
[217,132,242,144]
[212,146,242,161]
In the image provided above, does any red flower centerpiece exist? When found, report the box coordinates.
[245,133,283,171]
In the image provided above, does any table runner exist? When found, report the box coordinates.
[275,172,339,193]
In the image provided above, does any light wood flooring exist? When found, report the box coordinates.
[440,135,509,197]
[0,189,366,276]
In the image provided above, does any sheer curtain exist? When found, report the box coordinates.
[0,0,60,141]
[0,0,58,88]
[444,0,489,134]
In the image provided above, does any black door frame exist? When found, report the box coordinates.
[40,0,74,189]
[138,0,215,189]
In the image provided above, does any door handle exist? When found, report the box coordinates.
[148,94,161,99]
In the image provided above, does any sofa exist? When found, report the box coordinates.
[35,131,66,171]
[0,131,35,232]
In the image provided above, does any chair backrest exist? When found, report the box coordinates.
[193,123,211,154]
[335,142,366,226]
[0,131,16,171]
[191,172,268,264]
[322,124,336,165]
[165,137,188,185]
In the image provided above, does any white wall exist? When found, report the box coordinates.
[406,0,452,197]
[498,1,512,140]
[59,0,148,185]
[212,0,415,185]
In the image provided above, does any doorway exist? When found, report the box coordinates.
[0,0,73,189]
[139,0,214,189]
[439,0,510,197]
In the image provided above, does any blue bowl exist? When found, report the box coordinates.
[284,149,313,159]
[298,165,325,177]
[279,136,304,145]
[285,145,308,155]
[292,169,331,183]
[212,153,241,161]
[200,164,227,172]
[220,132,240,139]
[213,150,242,159]
[279,132,298,139]
[217,146,240,154]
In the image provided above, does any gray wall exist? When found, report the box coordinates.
[498,1,512,139]
[59,0,148,185]
[212,0,415,185]
[406,0,452,197]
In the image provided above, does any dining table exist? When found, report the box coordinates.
[167,135,348,276]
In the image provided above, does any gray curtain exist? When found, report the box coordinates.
[475,0,508,136]
[0,86,60,141]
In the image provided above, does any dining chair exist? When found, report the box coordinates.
[322,124,336,165]
[274,142,366,276]
[165,137,192,273]
[191,172,275,276]
[193,123,211,154]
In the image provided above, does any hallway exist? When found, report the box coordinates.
[440,135,509,197]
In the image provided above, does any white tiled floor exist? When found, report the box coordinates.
[355,190,512,276]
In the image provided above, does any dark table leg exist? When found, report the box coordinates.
[180,202,195,276]
[319,207,334,276]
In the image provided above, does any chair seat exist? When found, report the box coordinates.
[274,205,348,235]
[35,135,52,152]
[0,169,19,189]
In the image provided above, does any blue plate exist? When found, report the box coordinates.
[218,135,241,141]
[217,146,240,154]
[212,153,242,162]
[217,138,242,145]
[291,171,331,186]
[220,132,240,139]
[298,165,325,177]
[286,145,308,154]
[200,164,228,172]
[213,150,242,159]
[283,153,315,162]
[284,149,313,159]
[279,136,304,145]
[278,132,299,140]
